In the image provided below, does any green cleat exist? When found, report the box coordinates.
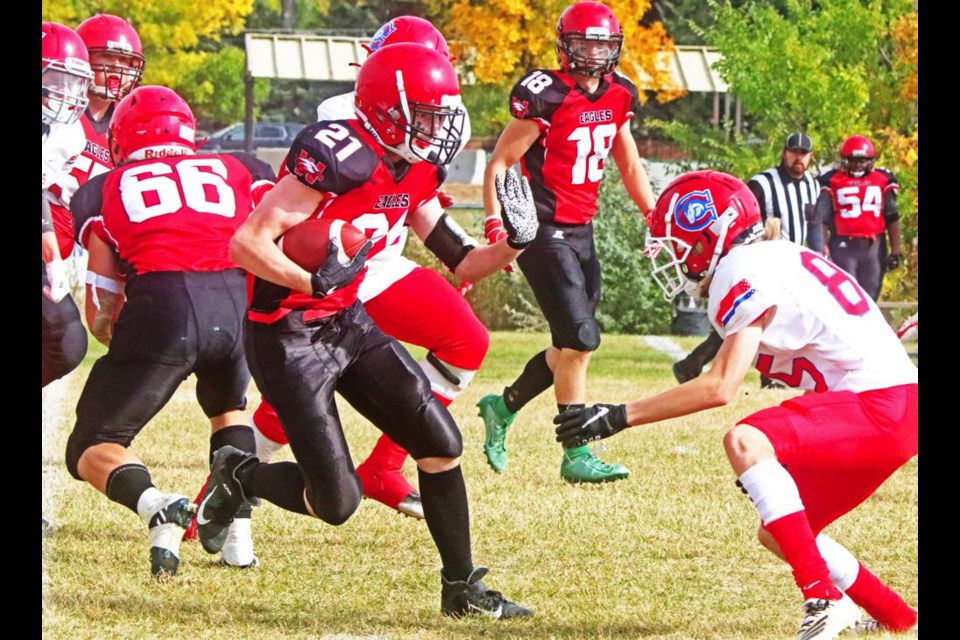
[560,446,630,484]
[477,394,516,473]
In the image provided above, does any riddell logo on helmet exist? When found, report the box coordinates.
[143,147,189,159]
[106,39,134,53]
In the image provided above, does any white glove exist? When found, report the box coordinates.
[495,168,538,249]
[43,259,70,302]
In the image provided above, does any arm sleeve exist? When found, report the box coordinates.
[42,193,54,234]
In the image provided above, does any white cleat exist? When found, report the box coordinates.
[796,592,860,640]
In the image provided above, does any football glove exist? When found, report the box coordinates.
[885,253,901,271]
[310,238,372,298]
[495,168,538,250]
[43,259,70,303]
[553,403,629,448]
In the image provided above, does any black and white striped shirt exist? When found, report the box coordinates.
[747,164,822,250]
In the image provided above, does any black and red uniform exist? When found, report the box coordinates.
[509,69,638,350]
[243,120,463,523]
[64,152,275,478]
[816,167,899,301]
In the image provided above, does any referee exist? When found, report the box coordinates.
[672,133,822,386]
[747,132,823,252]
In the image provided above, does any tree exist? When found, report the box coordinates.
[650,0,918,300]
[43,0,258,126]
[427,0,677,101]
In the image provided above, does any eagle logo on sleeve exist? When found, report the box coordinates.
[511,97,529,119]
[294,150,326,186]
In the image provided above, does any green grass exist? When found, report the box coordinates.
[42,332,917,639]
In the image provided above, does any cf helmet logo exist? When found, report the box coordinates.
[369,21,397,52]
[674,189,718,233]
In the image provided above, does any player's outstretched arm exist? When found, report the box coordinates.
[482,119,541,222]
[554,316,767,447]
[610,122,656,215]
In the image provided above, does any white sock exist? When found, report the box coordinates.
[251,416,285,463]
[136,487,165,526]
[816,534,860,591]
[737,458,804,525]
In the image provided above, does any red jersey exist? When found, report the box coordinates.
[818,167,899,237]
[46,111,113,258]
[509,69,639,224]
[248,120,443,323]
[71,152,276,277]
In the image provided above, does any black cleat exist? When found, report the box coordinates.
[196,446,259,555]
[441,567,533,620]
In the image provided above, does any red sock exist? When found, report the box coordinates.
[846,563,917,631]
[765,512,842,601]
[359,434,408,474]
[253,402,288,445]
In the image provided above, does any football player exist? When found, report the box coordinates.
[213,43,535,618]
[67,86,276,577]
[43,22,93,375]
[478,1,657,482]
[553,171,918,639]
[244,16,490,521]
[815,135,901,301]
[42,21,93,534]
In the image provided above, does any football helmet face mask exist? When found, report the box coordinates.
[556,1,623,78]
[42,22,93,126]
[645,171,763,300]
[839,134,876,178]
[77,14,145,101]
[109,86,197,165]
[367,16,451,59]
[354,43,465,166]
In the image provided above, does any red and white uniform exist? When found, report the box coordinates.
[72,153,272,276]
[509,69,638,224]
[46,113,113,258]
[709,240,917,531]
[710,240,916,392]
[818,167,899,238]
[42,120,85,191]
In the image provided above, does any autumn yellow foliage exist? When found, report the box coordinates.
[429,0,678,102]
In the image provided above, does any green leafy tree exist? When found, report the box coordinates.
[651,0,917,300]
[43,0,257,126]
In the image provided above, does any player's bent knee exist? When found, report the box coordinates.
[409,400,463,459]
[305,479,362,525]
[65,430,130,480]
[556,319,601,352]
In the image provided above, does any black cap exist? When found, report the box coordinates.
[784,132,813,152]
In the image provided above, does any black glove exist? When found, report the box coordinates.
[495,168,538,249]
[310,238,372,298]
[553,403,629,448]
[885,253,901,271]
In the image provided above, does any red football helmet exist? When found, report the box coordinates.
[42,22,93,126]
[77,14,145,101]
[646,171,763,299]
[840,134,876,178]
[366,16,451,59]
[354,43,465,166]
[109,86,197,165]
[556,1,624,78]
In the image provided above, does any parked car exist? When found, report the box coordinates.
[199,122,307,152]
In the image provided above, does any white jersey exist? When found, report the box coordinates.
[42,120,85,190]
[708,240,917,393]
[315,92,473,302]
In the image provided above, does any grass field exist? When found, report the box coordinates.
[42,332,918,639]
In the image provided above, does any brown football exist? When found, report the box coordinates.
[278,218,368,272]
